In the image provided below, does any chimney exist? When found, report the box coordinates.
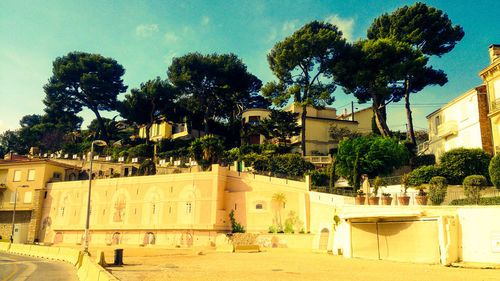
[489,44,500,63]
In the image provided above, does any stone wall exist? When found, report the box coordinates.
[0,210,31,240]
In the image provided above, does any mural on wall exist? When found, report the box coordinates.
[256,235,288,248]
[40,216,53,243]
[113,193,127,222]
[143,232,156,245]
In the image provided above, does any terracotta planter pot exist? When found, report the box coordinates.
[381,197,392,205]
[398,196,410,205]
[416,195,428,205]
[369,197,380,205]
[355,196,365,205]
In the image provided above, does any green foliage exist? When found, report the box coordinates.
[253,154,315,178]
[439,148,491,185]
[284,220,295,233]
[406,165,443,187]
[126,144,153,159]
[43,52,127,141]
[463,175,488,205]
[229,210,245,233]
[489,155,500,190]
[189,135,225,170]
[263,20,347,155]
[308,168,329,187]
[372,176,386,196]
[268,225,278,233]
[168,52,262,134]
[450,197,500,206]
[138,159,156,176]
[410,154,436,169]
[335,136,410,188]
[428,176,448,205]
[118,77,177,142]
[257,109,301,145]
[329,125,362,144]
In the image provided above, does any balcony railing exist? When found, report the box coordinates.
[437,121,458,138]
[303,155,332,164]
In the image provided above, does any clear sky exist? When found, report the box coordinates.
[1,0,499,134]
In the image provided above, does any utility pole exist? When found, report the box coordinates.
[351,101,354,121]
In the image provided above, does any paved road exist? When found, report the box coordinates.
[0,252,78,281]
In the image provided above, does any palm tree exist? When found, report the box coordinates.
[272,192,287,231]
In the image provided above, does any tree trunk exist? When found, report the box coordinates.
[301,106,307,156]
[145,123,152,145]
[204,107,209,135]
[371,93,392,137]
[404,83,416,146]
[92,109,109,142]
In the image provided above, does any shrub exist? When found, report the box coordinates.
[127,143,153,158]
[229,210,245,233]
[268,225,278,233]
[372,176,386,197]
[284,220,295,233]
[440,148,491,185]
[407,165,443,187]
[450,197,500,206]
[463,175,488,204]
[428,176,448,205]
[138,159,156,176]
[410,154,436,169]
[489,155,500,190]
[252,154,314,178]
[309,169,329,187]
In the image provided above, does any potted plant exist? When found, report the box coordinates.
[369,176,383,205]
[415,186,428,205]
[381,191,392,205]
[355,189,365,205]
[398,173,410,205]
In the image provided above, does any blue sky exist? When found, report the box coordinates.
[1,0,499,134]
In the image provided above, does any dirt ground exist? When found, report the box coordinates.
[92,248,500,281]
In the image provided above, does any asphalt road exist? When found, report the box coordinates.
[0,251,78,281]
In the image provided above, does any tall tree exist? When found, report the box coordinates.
[43,52,127,142]
[258,110,301,145]
[336,38,423,137]
[168,53,262,135]
[118,77,177,143]
[367,2,464,145]
[262,21,347,155]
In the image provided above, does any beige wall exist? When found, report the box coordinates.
[427,88,485,160]
[138,121,173,142]
[39,166,310,247]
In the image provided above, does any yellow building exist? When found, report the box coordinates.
[38,165,310,247]
[138,120,206,142]
[0,155,79,243]
[424,85,492,159]
[479,44,500,154]
[241,105,367,155]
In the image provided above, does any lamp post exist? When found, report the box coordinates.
[84,140,107,253]
[11,185,29,243]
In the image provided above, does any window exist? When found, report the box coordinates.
[53,172,62,180]
[59,207,65,216]
[13,170,21,182]
[256,204,263,210]
[434,116,440,134]
[152,204,156,214]
[185,202,192,214]
[234,204,237,210]
[24,191,32,203]
[27,169,35,181]
[248,116,260,126]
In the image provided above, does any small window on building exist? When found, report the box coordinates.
[283,202,286,208]
[234,204,237,210]
[53,172,62,180]
[59,207,65,216]
[24,191,32,203]
[44,191,47,199]
[27,169,35,181]
[434,116,440,134]
[152,204,156,214]
[13,170,21,182]
[256,204,263,210]
[185,202,192,214]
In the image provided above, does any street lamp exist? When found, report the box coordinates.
[84,140,107,253]
[11,184,29,243]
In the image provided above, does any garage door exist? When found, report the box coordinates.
[351,219,440,263]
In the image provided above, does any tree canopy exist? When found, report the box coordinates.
[168,53,262,135]
[118,77,177,142]
[43,51,127,142]
[257,110,301,145]
[262,20,347,155]
[367,2,463,144]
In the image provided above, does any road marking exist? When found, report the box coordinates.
[1,260,18,281]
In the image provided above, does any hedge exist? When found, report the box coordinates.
[439,148,491,185]
[489,154,500,190]
[406,165,443,187]
[428,176,448,205]
[463,175,488,204]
